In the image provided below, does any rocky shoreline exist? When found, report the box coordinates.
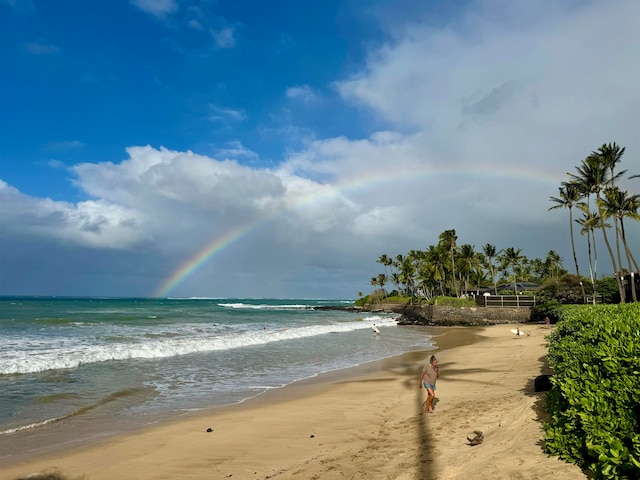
[314,303,532,326]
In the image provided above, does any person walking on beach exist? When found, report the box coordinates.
[420,355,439,413]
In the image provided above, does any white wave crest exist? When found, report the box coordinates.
[0,317,397,375]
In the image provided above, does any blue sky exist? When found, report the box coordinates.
[1,0,639,298]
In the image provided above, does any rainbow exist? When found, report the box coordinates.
[154,224,254,297]
[153,163,561,297]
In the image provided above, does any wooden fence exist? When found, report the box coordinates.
[483,295,537,308]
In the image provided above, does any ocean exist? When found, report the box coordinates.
[0,297,434,458]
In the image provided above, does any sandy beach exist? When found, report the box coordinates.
[1,324,587,480]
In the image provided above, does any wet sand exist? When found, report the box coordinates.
[0,324,587,480]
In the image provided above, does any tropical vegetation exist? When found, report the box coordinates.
[544,303,640,479]
[362,229,568,304]
[550,142,639,303]
[362,142,639,306]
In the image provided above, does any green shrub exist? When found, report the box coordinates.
[379,295,411,304]
[433,296,476,307]
[531,300,562,322]
[544,304,640,479]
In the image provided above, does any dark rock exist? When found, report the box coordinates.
[534,374,553,392]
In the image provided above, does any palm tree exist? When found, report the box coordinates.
[377,254,391,276]
[602,187,626,283]
[620,192,640,302]
[598,142,627,185]
[377,273,388,300]
[469,259,489,296]
[399,256,417,301]
[602,187,640,302]
[544,250,564,278]
[369,277,379,303]
[619,192,640,273]
[482,243,499,295]
[425,245,447,296]
[569,150,625,301]
[458,244,478,296]
[576,208,608,304]
[439,229,458,297]
[500,247,523,294]
[549,182,583,278]
[378,254,401,294]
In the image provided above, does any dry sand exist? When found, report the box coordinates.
[1,324,587,480]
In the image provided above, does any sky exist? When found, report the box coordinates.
[1,0,639,299]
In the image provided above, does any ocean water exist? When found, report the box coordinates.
[0,297,434,445]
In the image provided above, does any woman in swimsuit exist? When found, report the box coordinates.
[420,355,440,413]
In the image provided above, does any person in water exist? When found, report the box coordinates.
[419,355,440,413]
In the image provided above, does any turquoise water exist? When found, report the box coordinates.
[0,297,434,443]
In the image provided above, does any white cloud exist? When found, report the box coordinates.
[130,0,178,19]
[3,0,640,297]
[43,140,85,153]
[23,41,60,55]
[286,85,318,105]
[211,26,236,49]
[209,104,246,122]
[214,141,259,161]
[0,181,146,249]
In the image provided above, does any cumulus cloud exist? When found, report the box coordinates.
[0,181,146,249]
[2,0,640,297]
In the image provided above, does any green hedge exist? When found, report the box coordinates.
[544,304,640,479]
[433,296,476,307]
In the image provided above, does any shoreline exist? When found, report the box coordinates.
[0,325,587,480]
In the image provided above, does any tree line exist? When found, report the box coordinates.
[366,142,638,304]
[549,142,639,303]
[369,230,566,302]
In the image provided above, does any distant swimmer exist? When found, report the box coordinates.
[372,324,381,334]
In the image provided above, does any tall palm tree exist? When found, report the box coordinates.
[602,187,640,302]
[569,150,625,301]
[458,244,477,295]
[619,192,640,273]
[544,250,564,278]
[549,182,583,279]
[500,247,523,294]
[620,192,640,303]
[399,256,417,301]
[439,229,458,297]
[598,142,627,185]
[377,273,388,299]
[549,181,586,301]
[425,245,447,296]
[378,254,400,294]
[482,243,499,295]
[576,208,610,304]
[377,254,391,276]
[369,277,379,303]
[601,186,628,268]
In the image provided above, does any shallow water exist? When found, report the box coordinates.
[0,297,434,445]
